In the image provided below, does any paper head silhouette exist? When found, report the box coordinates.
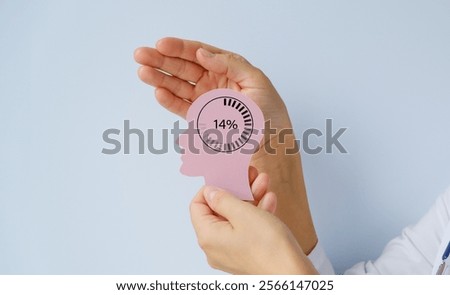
[179,89,264,200]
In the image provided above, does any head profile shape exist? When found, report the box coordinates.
[179,88,264,200]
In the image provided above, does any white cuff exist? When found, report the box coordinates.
[307,240,335,275]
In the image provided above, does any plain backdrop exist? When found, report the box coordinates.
[1,0,449,274]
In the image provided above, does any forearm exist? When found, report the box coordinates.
[252,131,318,255]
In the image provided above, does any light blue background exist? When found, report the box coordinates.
[1,0,449,274]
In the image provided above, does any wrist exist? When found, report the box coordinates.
[253,128,298,162]
[251,131,319,255]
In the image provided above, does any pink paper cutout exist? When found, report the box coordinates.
[179,89,265,200]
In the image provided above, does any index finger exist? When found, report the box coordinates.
[156,37,229,64]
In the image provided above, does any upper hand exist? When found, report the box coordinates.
[134,37,292,130]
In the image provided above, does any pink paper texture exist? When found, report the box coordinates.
[179,89,264,200]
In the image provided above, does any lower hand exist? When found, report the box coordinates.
[190,173,317,274]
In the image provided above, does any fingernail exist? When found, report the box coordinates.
[199,48,214,58]
[156,38,164,48]
[204,186,219,202]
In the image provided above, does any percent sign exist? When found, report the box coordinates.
[213,119,238,129]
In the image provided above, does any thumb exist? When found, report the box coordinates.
[196,48,263,84]
[203,186,254,223]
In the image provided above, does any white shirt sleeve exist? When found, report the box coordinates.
[308,186,450,275]
[307,240,336,274]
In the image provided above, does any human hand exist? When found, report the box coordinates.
[134,37,293,131]
[190,173,317,274]
[135,37,318,256]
